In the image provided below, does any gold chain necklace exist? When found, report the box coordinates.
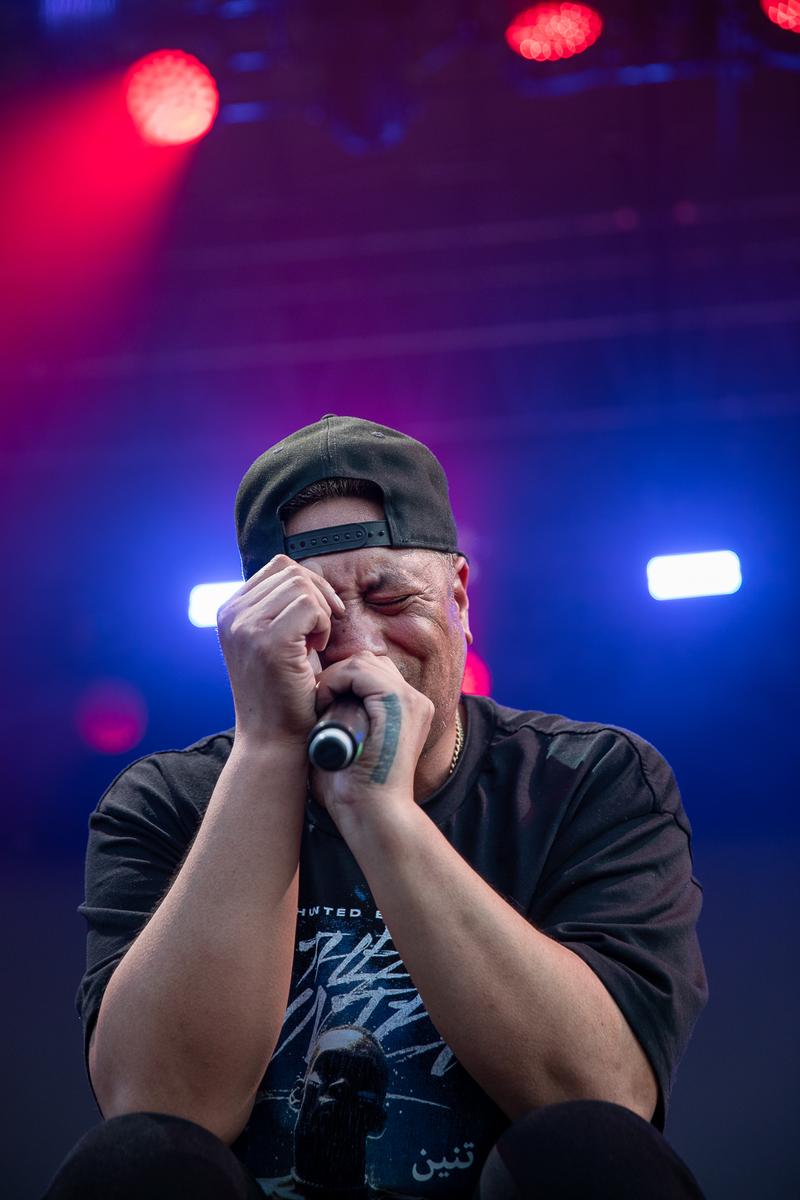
[449,708,464,775]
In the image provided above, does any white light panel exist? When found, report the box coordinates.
[189,581,241,627]
[646,551,742,601]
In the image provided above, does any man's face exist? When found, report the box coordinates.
[284,496,472,754]
[298,1031,386,1134]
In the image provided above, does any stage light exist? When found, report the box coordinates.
[760,1,800,33]
[74,679,148,754]
[646,551,742,601]
[189,581,241,627]
[40,0,116,26]
[125,50,219,146]
[505,3,603,62]
[463,648,492,696]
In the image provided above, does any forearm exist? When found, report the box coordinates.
[340,801,649,1122]
[90,740,307,1142]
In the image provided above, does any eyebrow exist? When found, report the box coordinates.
[361,570,418,593]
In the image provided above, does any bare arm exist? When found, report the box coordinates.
[308,649,658,1125]
[89,740,307,1145]
[338,799,658,1123]
[89,555,346,1145]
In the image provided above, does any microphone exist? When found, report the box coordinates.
[308,692,370,771]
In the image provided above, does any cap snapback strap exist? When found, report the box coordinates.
[284,520,392,561]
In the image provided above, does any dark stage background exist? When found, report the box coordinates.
[1,2,798,1197]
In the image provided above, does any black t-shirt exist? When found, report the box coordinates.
[75,694,708,1197]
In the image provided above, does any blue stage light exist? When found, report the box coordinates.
[646,551,742,601]
[189,582,241,627]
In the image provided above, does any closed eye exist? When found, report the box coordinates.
[370,595,412,607]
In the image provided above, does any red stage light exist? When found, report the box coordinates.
[125,49,219,146]
[462,648,493,697]
[505,3,603,62]
[74,679,148,755]
[761,1,800,32]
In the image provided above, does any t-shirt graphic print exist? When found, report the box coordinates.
[243,865,508,1199]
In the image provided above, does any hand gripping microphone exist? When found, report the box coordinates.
[307,692,370,771]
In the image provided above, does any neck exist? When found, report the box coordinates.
[412,700,463,803]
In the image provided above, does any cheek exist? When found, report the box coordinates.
[391,616,463,685]
[388,614,443,657]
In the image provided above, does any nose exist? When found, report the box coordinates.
[319,603,387,668]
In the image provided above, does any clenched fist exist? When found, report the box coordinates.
[216,554,345,752]
[312,650,435,820]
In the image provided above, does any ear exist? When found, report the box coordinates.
[453,556,473,646]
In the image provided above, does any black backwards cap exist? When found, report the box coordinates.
[235,414,466,580]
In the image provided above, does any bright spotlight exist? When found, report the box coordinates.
[646,551,742,601]
[125,49,219,146]
[189,581,241,627]
[505,3,603,62]
[760,1,800,33]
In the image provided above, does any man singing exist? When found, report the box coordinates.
[46,414,708,1199]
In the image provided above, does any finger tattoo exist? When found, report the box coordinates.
[370,694,402,783]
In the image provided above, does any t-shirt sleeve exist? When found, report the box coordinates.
[74,755,195,1115]
[528,730,709,1133]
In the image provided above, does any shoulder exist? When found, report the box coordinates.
[93,727,236,821]
[465,694,686,823]
[142,726,236,781]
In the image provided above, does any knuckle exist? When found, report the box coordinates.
[350,650,372,665]
[411,688,434,712]
[227,612,247,637]
[271,558,301,580]
[217,602,239,632]
[287,566,313,590]
[302,579,329,606]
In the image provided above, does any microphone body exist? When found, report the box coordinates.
[308,693,370,771]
